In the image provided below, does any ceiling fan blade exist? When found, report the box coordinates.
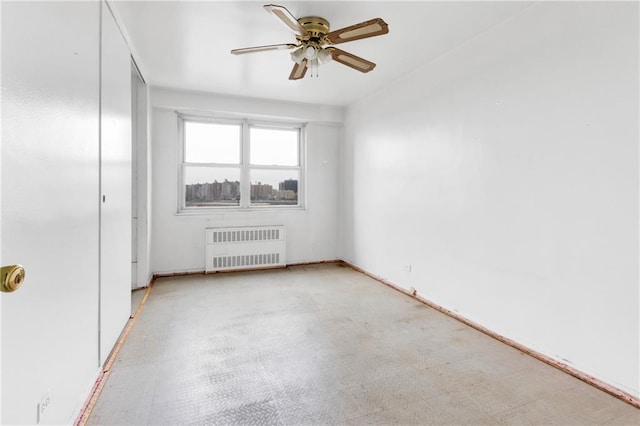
[264,4,309,37]
[231,43,297,55]
[328,48,376,73]
[325,18,389,44]
[289,59,308,80]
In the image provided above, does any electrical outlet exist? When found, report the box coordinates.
[403,264,412,272]
[37,391,51,424]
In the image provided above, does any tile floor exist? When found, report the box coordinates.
[88,264,639,425]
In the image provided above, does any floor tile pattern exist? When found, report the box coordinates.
[88,264,640,425]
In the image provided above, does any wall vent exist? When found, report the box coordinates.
[205,226,286,272]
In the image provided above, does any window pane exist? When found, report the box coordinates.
[250,127,298,166]
[250,169,299,206]
[185,122,240,164]
[185,166,240,207]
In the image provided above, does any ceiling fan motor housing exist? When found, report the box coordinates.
[297,16,330,40]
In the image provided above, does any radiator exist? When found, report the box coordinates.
[205,226,286,272]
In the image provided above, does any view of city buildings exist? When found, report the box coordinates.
[186,179,298,206]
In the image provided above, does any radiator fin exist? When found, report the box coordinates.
[211,253,281,270]
[211,228,281,244]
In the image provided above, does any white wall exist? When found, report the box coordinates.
[342,2,639,397]
[150,87,343,274]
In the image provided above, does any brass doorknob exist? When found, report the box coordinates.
[1,265,25,293]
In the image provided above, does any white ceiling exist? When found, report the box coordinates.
[112,1,533,107]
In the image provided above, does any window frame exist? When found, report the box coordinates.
[177,113,305,213]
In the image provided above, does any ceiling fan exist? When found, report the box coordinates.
[231,4,389,80]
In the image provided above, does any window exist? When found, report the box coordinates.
[179,115,303,211]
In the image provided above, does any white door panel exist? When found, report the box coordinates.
[1,1,101,423]
[100,2,132,365]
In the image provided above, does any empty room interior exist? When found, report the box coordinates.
[1,0,640,424]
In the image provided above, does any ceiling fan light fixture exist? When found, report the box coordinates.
[317,48,332,64]
[304,45,317,60]
[290,47,305,64]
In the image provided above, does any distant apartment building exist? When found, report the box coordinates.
[279,179,298,193]
[186,179,240,204]
[186,179,298,205]
[251,182,273,200]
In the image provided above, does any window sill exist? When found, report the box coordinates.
[175,206,307,216]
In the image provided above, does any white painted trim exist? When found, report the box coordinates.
[104,0,147,83]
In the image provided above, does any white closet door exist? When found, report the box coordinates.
[100,2,132,365]
[1,2,101,423]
